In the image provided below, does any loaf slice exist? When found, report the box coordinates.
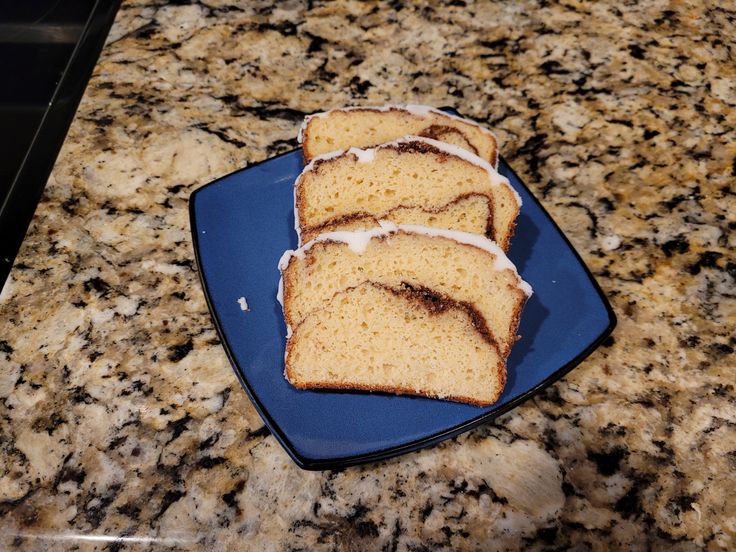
[285,281,507,406]
[300,193,493,243]
[279,222,532,358]
[299,104,499,166]
[294,136,521,250]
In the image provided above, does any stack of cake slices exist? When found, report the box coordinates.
[277,105,531,406]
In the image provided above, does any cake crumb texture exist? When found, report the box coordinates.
[281,228,529,358]
[296,137,519,249]
[286,282,506,406]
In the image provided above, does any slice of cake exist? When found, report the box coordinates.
[294,136,521,250]
[279,222,532,359]
[285,281,507,406]
[299,104,499,167]
[300,193,493,243]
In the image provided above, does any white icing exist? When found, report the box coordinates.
[278,247,298,271]
[276,277,284,306]
[353,147,375,163]
[300,145,376,175]
[292,180,301,243]
[237,297,249,311]
[312,220,400,254]
[277,221,533,297]
[521,279,534,298]
[401,104,435,116]
[276,275,292,343]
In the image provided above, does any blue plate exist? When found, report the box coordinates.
[189,122,616,470]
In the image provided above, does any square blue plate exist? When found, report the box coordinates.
[189,121,616,470]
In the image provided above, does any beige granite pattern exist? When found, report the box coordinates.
[1,0,734,550]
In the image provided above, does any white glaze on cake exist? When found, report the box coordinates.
[293,180,301,243]
[353,148,376,163]
[276,279,292,340]
[277,221,533,297]
[276,277,284,305]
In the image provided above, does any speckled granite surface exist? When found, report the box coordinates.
[1,0,734,549]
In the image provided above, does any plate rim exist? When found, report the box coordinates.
[189,143,617,472]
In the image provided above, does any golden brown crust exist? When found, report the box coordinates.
[300,192,495,243]
[301,123,316,162]
[499,283,528,358]
[503,219,517,252]
[287,378,501,407]
[496,185,521,252]
[284,281,507,407]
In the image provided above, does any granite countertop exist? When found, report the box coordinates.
[1,1,734,549]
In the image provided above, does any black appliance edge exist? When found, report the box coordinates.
[0,0,122,291]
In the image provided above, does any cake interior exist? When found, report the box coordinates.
[283,230,528,358]
[297,142,518,250]
[286,282,505,406]
[300,193,493,243]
